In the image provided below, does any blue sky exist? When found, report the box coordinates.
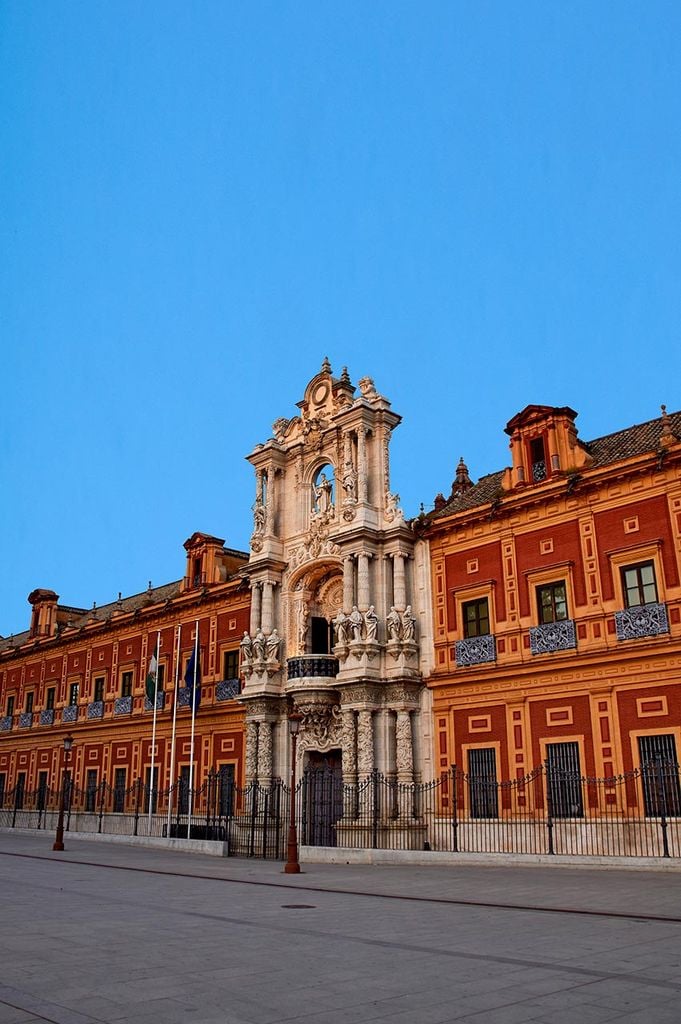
[1,2,680,635]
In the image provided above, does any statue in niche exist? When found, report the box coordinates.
[313,472,333,514]
[342,462,357,504]
[401,606,416,643]
[240,631,253,663]
[364,605,378,642]
[333,610,349,646]
[386,606,401,642]
[349,605,363,642]
[252,496,267,536]
[265,629,280,663]
[252,630,266,662]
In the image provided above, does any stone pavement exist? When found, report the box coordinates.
[0,832,680,1024]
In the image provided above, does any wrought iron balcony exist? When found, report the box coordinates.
[287,655,339,681]
[87,701,105,719]
[39,709,55,726]
[532,460,547,482]
[615,603,669,641]
[177,688,193,707]
[216,679,240,701]
[0,716,12,732]
[62,704,78,723]
[114,696,132,716]
[455,634,496,667]
[530,619,577,655]
[18,712,33,729]
[144,692,165,712]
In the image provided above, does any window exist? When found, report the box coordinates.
[6,696,14,717]
[621,561,658,607]
[223,650,239,680]
[311,616,332,654]
[638,735,681,817]
[69,682,79,706]
[468,748,498,819]
[120,671,133,698]
[113,768,127,812]
[530,437,546,482]
[93,677,105,703]
[156,664,165,690]
[178,765,191,815]
[537,582,568,624]
[46,687,55,711]
[37,772,48,811]
[545,742,583,818]
[15,773,25,810]
[0,773,5,808]
[25,692,34,713]
[463,598,490,638]
[86,769,99,812]
[218,764,235,817]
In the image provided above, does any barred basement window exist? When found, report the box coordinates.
[467,748,498,819]
[546,741,583,818]
[638,734,681,817]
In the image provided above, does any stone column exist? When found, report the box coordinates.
[357,553,371,611]
[343,556,355,613]
[357,427,368,502]
[395,710,414,785]
[392,552,406,610]
[250,582,262,635]
[245,720,258,784]
[261,581,274,634]
[341,709,358,818]
[258,721,273,787]
[357,710,375,777]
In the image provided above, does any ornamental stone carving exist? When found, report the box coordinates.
[297,701,342,747]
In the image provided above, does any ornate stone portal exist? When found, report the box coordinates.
[239,360,432,846]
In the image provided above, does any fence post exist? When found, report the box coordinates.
[11,787,18,829]
[372,772,380,850]
[98,779,106,833]
[450,765,458,853]
[655,759,670,858]
[545,762,554,855]
[133,778,141,836]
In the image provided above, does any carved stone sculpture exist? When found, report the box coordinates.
[364,605,378,642]
[252,630,266,662]
[240,631,253,663]
[401,606,416,643]
[386,606,401,642]
[265,629,280,662]
[349,605,363,642]
[333,610,349,646]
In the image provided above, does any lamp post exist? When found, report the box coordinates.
[284,711,303,874]
[53,734,74,852]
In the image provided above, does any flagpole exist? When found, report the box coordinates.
[187,619,199,836]
[166,623,181,837]
[147,629,161,835]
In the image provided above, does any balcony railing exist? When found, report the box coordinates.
[455,635,496,667]
[114,696,133,716]
[87,701,105,719]
[144,692,166,712]
[18,712,33,729]
[216,679,240,701]
[615,603,669,641]
[287,655,339,681]
[0,716,12,732]
[530,619,577,655]
[62,704,78,723]
[532,460,547,482]
[39,709,55,726]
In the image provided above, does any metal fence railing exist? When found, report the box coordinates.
[1,761,679,860]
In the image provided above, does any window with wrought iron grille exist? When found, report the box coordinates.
[113,768,126,812]
[463,598,490,638]
[638,734,681,817]
[537,581,568,623]
[467,747,498,819]
[545,741,584,818]
[85,769,98,812]
[621,561,658,607]
[529,436,547,482]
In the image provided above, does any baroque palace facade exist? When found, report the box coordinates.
[1,361,680,827]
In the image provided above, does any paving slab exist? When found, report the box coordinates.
[0,832,680,1023]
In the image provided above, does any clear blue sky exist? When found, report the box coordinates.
[2,2,680,635]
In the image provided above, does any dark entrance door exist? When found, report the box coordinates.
[310,616,332,654]
[303,749,343,847]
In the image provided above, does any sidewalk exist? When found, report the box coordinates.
[0,831,680,1023]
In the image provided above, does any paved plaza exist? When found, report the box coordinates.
[0,833,680,1023]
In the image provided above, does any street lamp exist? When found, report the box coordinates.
[53,734,74,852]
[284,711,303,874]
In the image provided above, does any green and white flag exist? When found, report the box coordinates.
[145,644,159,703]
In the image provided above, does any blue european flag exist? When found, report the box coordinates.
[184,645,201,711]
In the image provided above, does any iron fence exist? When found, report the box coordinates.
[0,761,679,860]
